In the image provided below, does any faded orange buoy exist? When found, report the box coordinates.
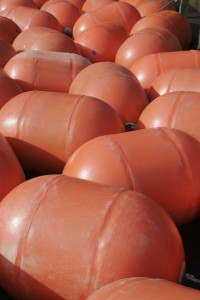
[1,6,62,31]
[115,27,182,69]
[87,277,200,299]
[63,127,200,225]
[130,50,200,93]
[73,2,141,38]
[0,90,124,173]
[74,23,129,62]
[0,16,21,43]
[82,0,117,11]
[133,0,176,17]
[0,0,37,12]
[0,175,184,299]
[13,27,78,53]
[0,38,16,67]
[4,50,91,92]
[138,91,200,144]
[69,61,149,123]
[148,68,200,101]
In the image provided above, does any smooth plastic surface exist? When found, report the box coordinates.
[73,2,141,38]
[87,277,200,299]
[32,0,52,8]
[0,132,25,202]
[0,0,37,11]
[131,50,200,93]
[138,91,200,144]
[41,1,81,29]
[0,69,22,108]
[83,0,117,11]
[0,175,184,299]
[69,61,148,123]
[63,127,200,225]
[0,16,21,43]
[74,23,129,62]
[148,68,200,101]
[131,10,192,50]
[0,6,62,31]
[0,90,124,173]
[115,27,182,69]
[4,50,91,92]
[13,26,78,53]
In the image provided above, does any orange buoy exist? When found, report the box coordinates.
[130,50,200,93]
[0,38,16,67]
[0,16,21,43]
[133,0,176,17]
[0,0,37,12]
[69,61,148,123]
[83,0,117,11]
[148,68,200,101]
[73,2,141,38]
[63,127,200,225]
[4,50,91,92]
[138,91,200,144]
[0,175,184,299]
[13,27,78,53]
[0,90,124,173]
[115,27,182,69]
[87,277,200,299]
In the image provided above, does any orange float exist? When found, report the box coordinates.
[73,2,141,38]
[131,10,192,50]
[0,174,184,299]
[0,0,37,12]
[0,90,124,173]
[0,38,16,67]
[67,0,86,9]
[0,16,21,43]
[4,50,91,92]
[0,133,25,202]
[41,0,81,29]
[87,277,200,299]
[130,50,200,93]
[138,91,200,143]
[115,27,182,70]
[69,61,148,123]
[0,69,22,108]
[63,127,200,225]
[133,0,176,17]
[13,27,78,53]
[74,23,129,62]
[82,0,117,11]
[148,68,200,101]
[0,6,62,31]
[32,0,51,8]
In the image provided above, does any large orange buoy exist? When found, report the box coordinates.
[4,50,91,92]
[69,61,148,123]
[0,69,22,109]
[41,0,81,29]
[74,23,129,63]
[148,68,200,101]
[0,6,62,31]
[130,50,200,93]
[87,277,200,299]
[0,175,185,299]
[13,27,78,53]
[130,10,192,50]
[0,0,37,12]
[73,2,141,38]
[0,91,124,173]
[115,27,182,69]
[0,16,21,43]
[138,91,200,143]
[63,127,200,225]
[0,133,25,202]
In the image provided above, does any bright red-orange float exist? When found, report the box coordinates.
[0,175,184,299]
[87,277,200,299]
[63,127,200,225]
[138,91,200,143]
[0,90,123,173]
[4,50,91,92]
[69,61,148,123]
